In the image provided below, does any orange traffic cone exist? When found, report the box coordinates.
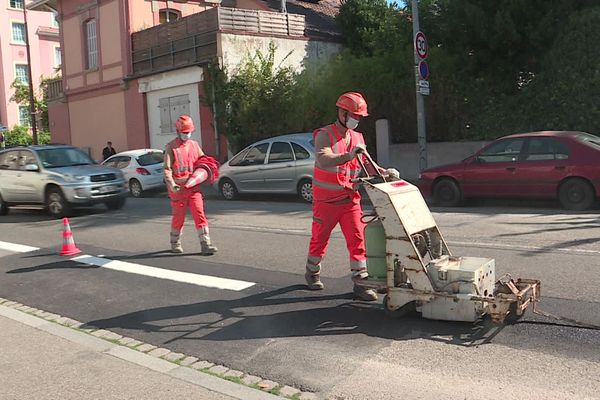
[184,167,209,189]
[60,217,82,256]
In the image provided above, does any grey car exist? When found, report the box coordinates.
[217,133,315,202]
[0,144,127,218]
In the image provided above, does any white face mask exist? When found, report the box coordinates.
[346,116,359,130]
[179,133,192,141]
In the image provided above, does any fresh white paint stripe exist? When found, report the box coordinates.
[0,241,40,253]
[72,255,255,291]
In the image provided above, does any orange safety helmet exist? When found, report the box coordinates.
[336,92,369,117]
[175,115,195,133]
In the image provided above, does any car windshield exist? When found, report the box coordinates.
[576,133,600,150]
[137,151,163,166]
[37,147,96,168]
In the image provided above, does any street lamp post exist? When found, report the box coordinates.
[23,2,38,145]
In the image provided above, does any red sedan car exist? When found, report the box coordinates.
[418,131,600,210]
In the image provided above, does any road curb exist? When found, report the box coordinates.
[0,298,318,400]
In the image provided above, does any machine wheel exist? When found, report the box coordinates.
[558,178,595,211]
[297,179,313,203]
[129,179,144,198]
[46,187,71,219]
[432,178,462,207]
[219,179,238,200]
[0,194,8,216]
[383,295,416,319]
[106,197,126,211]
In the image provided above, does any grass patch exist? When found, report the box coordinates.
[269,386,282,395]
[223,376,244,385]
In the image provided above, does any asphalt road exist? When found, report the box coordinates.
[1,191,599,399]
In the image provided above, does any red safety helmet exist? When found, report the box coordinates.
[175,115,195,133]
[336,92,369,117]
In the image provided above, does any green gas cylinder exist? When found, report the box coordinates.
[365,218,387,281]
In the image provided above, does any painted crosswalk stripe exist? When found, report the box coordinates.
[72,255,255,291]
[0,241,40,253]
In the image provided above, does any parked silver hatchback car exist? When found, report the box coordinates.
[0,144,127,218]
[217,133,314,202]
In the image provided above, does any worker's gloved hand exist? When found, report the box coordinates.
[385,168,400,180]
[349,144,367,159]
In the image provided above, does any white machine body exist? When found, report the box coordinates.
[361,178,539,323]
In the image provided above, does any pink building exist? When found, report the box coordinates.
[0,0,60,130]
[29,0,341,161]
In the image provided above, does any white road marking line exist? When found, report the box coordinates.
[72,255,255,291]
[0,241,40,253]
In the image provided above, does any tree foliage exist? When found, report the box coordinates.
[207,0,600,153]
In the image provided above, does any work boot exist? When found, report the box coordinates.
[198,226,217,255]
[353,285,378,301]
[305,271,324,290]
[170,230,183,253]
[201,241,218,255]
[352,271,378,301]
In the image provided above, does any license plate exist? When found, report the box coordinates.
[100,185,116,193]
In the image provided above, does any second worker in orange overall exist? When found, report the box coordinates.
[164,115,218,255]
[305,92,399,301]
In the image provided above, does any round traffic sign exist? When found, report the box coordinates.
[415,31,428,59]
[418,60,429,80]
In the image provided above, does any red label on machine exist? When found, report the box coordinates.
[391,181,408,187]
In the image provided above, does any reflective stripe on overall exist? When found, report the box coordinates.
[307,124,367,276]
[168,139,208,231]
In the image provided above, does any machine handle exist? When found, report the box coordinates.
[355,149,387,182]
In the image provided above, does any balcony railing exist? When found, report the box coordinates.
[131,7,305,76]
[44,78,63,101]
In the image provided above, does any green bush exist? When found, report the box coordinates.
[3,125,51,147]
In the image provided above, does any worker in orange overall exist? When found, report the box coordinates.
[305,92,399,301]
[164,115,219,255]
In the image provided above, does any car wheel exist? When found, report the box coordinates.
[432,178,462,207]
[219,179,238,200]
[0,194,8,216]
[129,179,143,198]
[46,187,71,218]
[106,197,126,211]
[558,178,595,211]
[297,179,313,203]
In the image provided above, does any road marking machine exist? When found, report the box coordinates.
[354,153,541,323]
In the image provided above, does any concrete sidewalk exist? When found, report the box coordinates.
[0,304,284,400]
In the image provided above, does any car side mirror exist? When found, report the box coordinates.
[24,164,39,171]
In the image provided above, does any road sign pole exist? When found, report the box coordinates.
[412,0,427,172]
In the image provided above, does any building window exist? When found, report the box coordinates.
[11,22,26,43]
[18,106,30,126]
[85,19,98,69]
[9,0,24,9]
[15,64,29,85]
[159,95,190,133]
[52,12,60,28]
[54,47,61,68]
[159,9,180,24]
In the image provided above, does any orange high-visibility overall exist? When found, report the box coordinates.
[307,123,367,277]
[166,138,208,232]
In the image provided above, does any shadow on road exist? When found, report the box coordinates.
[83,284,506,348]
